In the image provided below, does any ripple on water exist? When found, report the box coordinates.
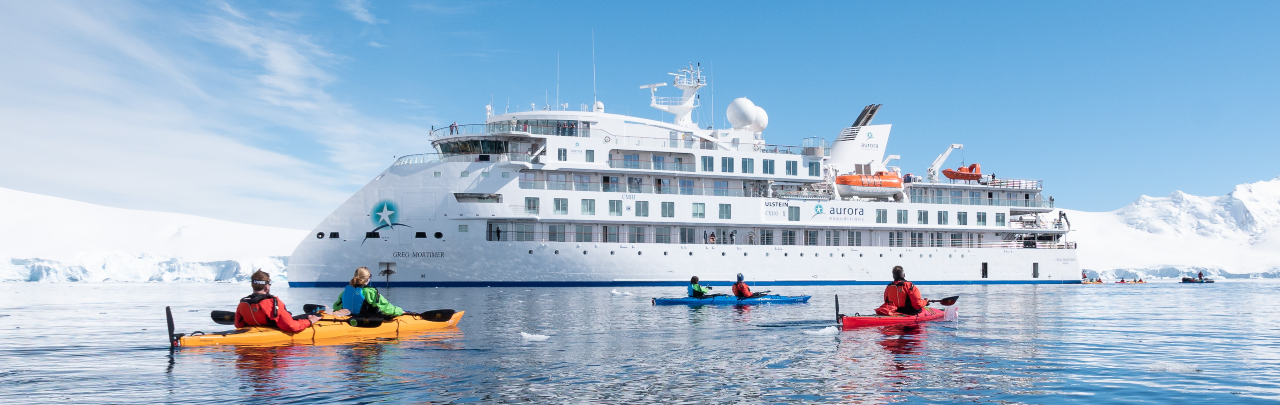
[0,281,1278,402]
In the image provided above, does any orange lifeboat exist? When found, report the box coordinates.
[942,163,982,181]
[835,171,903,198]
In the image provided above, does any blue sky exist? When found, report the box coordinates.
[2,1,1278,229]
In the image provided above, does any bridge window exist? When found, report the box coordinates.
[701,156,714,172]
[786,161,798,176]
[741,158,754,174]
[977,212,987,226]
[876,209,888,223]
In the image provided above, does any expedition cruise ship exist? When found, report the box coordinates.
[288,64,1079,287]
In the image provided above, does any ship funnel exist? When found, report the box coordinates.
[828,104,892,175]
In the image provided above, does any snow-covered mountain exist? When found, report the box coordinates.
[1066,176,1280,279]
[0,187,307,282]
[3,176,1278,283]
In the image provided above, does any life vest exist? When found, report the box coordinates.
[687,284,706,298]
[342,285,388,320]
[732,282,752,298]
[883,280,924,315]
[237,293,279,327]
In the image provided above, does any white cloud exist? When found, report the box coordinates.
[339,0,376,24]
[368,40,385,48]
[0,2,429,229]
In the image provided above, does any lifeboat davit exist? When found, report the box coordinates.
[942,163,982,181]
[835,171,903,198]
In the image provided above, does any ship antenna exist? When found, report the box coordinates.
[556,51,560,110]
[591,29,597,105]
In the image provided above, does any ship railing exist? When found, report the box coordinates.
[774,190,834,200]
[652,96,698,107]
[508,205,539,216]
[431,123,600,139]
[604,134,806,156]
[393,153,533,166]
[605,158,697,172]
[517,180,761,197]
[908,196,1054,208]
[480,229,1077,249]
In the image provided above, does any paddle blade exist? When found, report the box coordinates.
[934,296,960,306]
[416,309,456,322]
[303,304,326,314]
[210,310,236,325]
[166,306,177,347]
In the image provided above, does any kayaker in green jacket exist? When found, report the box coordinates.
[334,267,405,321]
[688,276,713,298]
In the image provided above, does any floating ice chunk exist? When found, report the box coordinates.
[623,292,633,296]
[804,326,840,335]
[521,332,550,341]
[610,289,622,295]
[1149,362,1201,373]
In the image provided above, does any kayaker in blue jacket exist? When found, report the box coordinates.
[334,267,405,321]
[688,276,713,298]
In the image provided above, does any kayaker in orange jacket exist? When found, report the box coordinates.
[732,273,764,298]
[234,270,318,333]
[875,266,929,316]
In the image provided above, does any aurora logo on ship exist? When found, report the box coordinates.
[364,200,410,245]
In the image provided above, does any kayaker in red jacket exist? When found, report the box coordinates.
[234,270,318,333]
[732,273,764,298]
[875,266,929,316]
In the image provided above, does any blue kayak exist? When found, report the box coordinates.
[652,294,811,306]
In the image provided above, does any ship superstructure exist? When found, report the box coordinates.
[288,64,1078,287]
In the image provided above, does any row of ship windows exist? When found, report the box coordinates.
[521,198,1007,226]
[487,223,992,249]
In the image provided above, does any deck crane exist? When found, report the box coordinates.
[926,144,963,183]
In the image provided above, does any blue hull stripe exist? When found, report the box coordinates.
[290,280,1083,288]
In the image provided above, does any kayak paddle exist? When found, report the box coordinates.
[211,310,236,325]
[409,309,457,322]
[929,296,960,306]
[166,306,181,348]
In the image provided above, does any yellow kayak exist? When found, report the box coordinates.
[176,311,464,347]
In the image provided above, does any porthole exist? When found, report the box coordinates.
[610,251,615,255]
[829,253,834,257]
[528,250,533,254]
[583,251,588,255]
[664,252,668,256]
[434,232,443,239]
[766,253,770,257]
[638,251,642,255]
[316,232,324,239]
[784,253,788,257]
[744,253,748,257]
[929,254,933,258]
[721,252,725,256]
[841,253,845,257]
[899,254,903,258]
[859,254,863,257]
[920,254,924,258]
[879,254,883,257]
[554,250,559,254]
[689,252,693,256]
[800,253,804,257]
[961,254,965,258]
[949,254,952,258]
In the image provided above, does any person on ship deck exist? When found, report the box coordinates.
[732,273,765,299]
[875,266,930,316]
[333,267,404,323]
[234,270,318,333]
[688,276,714,298]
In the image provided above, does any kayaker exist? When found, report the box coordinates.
[1198,271,1204,281]
[875,266,929,316]
[333,267,405,321]
[732,273,764,299]
[687,276,713,298]
[234,270,318,333]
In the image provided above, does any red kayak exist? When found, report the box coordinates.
[840,307,957,329]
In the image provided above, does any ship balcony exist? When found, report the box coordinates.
[392,152,532,166]
[909,195,1054,210]
[606,158,696,172]
[606,134,817,156]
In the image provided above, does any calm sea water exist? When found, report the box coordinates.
[1,281,1277,403]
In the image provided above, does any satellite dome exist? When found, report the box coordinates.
[750,106,768,132]
[726,98,756,129]
[593,101,604,113]
[726,97,768,132]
